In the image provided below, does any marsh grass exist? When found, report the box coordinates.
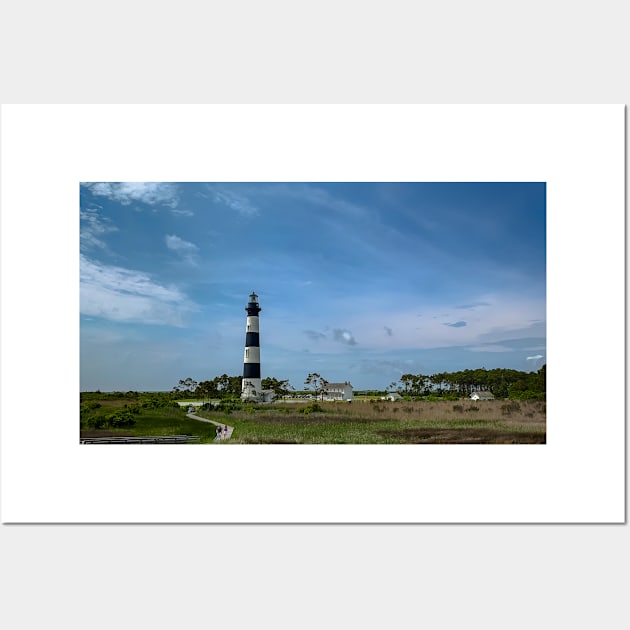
[195,399,546,444]
[80,398,545,444]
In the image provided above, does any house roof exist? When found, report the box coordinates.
[327,382,353,388]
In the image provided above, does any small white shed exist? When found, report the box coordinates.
[470,391,494,401]
[383,392,402,401]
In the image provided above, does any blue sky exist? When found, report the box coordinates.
[80,182,546,391]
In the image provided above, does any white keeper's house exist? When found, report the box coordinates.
[325,382,354,401]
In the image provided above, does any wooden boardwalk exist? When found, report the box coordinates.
[186,412,234,441]
[80,435,200,444]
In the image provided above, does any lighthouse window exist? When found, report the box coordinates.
[247,324,251,332]
[245,348,249,358]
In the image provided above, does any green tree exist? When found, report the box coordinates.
[399,374,415,395]
[172,377,199,397]
[227,375,242,396]
[262,377,293,399]
[196,380,219,401]
[304,373,329,401]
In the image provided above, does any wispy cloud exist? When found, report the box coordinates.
[165,234,199,264]
[80,255,194,326]
[82,182,185,213]
[467,344,514,353]
[304,330,326,341]
[444,321,467,328]
[80,208,118,252]
[384,326,393,336]
[211,188,259,216]
[455,302,491,309]
[477,320,546,344]
[278,184,369,220]
[358,358,415,376]
[333,329,357,345]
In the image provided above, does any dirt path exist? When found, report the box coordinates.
[186,412,234,441]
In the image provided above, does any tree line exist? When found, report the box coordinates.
[171,366,546,400]
[82,365,545,403]
[389,365,546,399]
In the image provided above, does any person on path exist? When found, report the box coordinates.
[216,425,222,440]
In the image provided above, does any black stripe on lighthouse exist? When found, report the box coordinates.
[245,332,259,347]
[243,363,261,378]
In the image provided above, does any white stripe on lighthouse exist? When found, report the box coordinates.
[246,316,259,333]
[244,347,260,363]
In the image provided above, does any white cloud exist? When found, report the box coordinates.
[333,329,357,346]
[526,354,544,361]
[80,255,195,326]
[80,208,118,251]
[212,188,259,216]
[82,182,184,212]
[165,234,199,264]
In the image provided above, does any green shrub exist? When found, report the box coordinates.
[302,402,323,414]
[81,401,102,413]
[508,391,545,401]
[215,400,241,414]
[86,415,106,430]
[106,409,137,428]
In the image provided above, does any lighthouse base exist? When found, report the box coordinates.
[241,378,262,401]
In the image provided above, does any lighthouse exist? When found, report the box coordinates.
[241,291,262,401]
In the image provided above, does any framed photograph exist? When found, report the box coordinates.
[1,104,624,522]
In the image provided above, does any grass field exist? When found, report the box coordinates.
[80,398,545,444]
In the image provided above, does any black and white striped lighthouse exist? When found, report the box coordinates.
[241,291,262,401]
